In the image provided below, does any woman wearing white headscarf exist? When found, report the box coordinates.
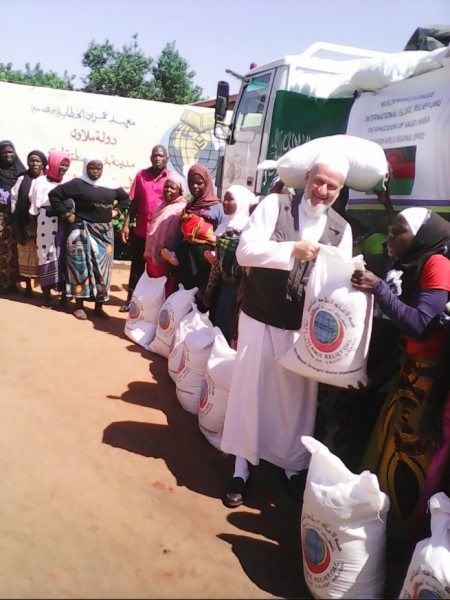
[49,153,130,320]
[351,206,450,549]
[203,184,256,345]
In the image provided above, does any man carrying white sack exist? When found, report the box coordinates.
[220,153,353,508]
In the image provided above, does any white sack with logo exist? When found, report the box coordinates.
[175,326,218,415]
[300,436,390,599]
[198,332,236,450]
[257,134,388,192]
[124,273,167,348]
[278,245,373,388]
[168,307,213,382]
[147,285,198,357]
[399,492,450,599]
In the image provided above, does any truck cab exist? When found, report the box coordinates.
[214,42,386,199]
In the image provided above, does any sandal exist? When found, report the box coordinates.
[73,308,88,320]
[119,301,131,313]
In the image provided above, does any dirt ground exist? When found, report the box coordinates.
[0,262,406,599]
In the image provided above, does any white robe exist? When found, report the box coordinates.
[220,193,352,470]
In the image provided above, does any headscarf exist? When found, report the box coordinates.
[0,140,26,191]
[79,152,118,189]
[14,150,48,231]
[165,171,186,197]
[143,171,187,265]
[214,184,255,236]
[186,163,220,211]
[400,207,429,236]
[47,150,71,183]
[393,208,450,299]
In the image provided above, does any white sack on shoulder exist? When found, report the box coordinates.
[277,245,373,388]
[148,285,198,357]
[199,332,236,450]
[399,492,450,599]
[257,134,388,191]
[124,273,167,348]
[300,436,389,599]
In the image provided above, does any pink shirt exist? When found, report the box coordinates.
[130,167,169,238]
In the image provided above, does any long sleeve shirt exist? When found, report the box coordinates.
[49,178,130,224]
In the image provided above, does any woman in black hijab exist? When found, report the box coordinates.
[12,150,48,296]
[0,140,26,293]
[351,207,450,552]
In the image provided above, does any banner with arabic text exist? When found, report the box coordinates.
[0,82,224,191]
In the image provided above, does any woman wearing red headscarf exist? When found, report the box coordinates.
[29,150,71,308]
[162,163,226,311]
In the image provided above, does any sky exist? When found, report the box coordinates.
[1,0,449,100]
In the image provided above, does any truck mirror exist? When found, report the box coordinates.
[215,81,229,124]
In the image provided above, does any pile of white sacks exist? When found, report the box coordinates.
[124,273,235,450]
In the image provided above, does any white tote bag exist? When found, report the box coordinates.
[278,245,373,388]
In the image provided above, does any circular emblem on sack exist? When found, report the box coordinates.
[177,347,187,374]
[310,309,344,352]
[128,299,140,320]
[303,528,331,574]
[158,307,171,330]
[199,378,209,410]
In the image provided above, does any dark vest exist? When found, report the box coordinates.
[241,194,348,330]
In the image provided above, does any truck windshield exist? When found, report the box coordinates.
[233,73,271,137]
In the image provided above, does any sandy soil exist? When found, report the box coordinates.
[0,262,406,599]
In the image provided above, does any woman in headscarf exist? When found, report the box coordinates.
[29,150,71,308]
[49,153,130,320]
[351,207,450,552]
[162,163,226,311]
[0,140,26,293]
[203,184,256,345]
[11,150,48,297]
[143,171,187,299]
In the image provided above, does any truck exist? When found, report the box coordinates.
[213,28,450,230]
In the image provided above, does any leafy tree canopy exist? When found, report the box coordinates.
[152,42,203,104]
[0,35,204,104]
[81,34,157,99]
[81,34,203,103]
[0,62,75,90]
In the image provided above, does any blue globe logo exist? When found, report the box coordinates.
[199,378,209,409]
[310,309,343,352]
[129,299,140,320]
[159,308,171,330]
[313,311,338,343]
[303,528,330,573]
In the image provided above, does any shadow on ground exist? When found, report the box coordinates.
[102,353,314,599]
